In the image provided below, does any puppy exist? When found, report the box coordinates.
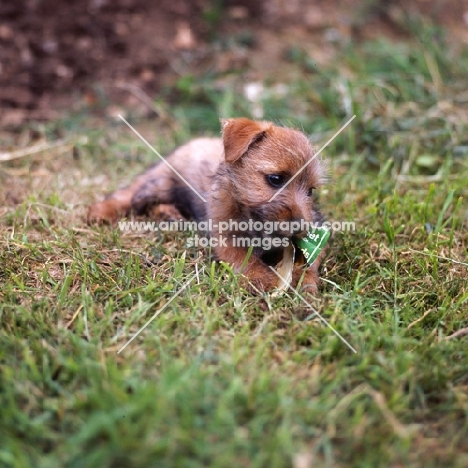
[88,118,325,293]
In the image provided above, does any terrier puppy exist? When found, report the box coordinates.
[88,118,325,293]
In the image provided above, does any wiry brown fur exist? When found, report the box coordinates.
[88,118,326,294]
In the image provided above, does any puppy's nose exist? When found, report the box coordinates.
[289,218,308,237]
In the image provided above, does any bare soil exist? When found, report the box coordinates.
[0,0,467,127]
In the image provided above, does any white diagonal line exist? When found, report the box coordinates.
[117,271,199,354]
[269,115,356,202]
[268,266,357,353]
[118,114,207,203]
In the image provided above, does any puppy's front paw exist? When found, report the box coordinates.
[238,262,280,294]
[246,269,280,293]
[299,268,320,296]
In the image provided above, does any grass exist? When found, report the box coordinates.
[1,19,468,468]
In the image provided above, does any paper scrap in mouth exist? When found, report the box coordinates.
[273,242,295,294]
[294,226,330,265]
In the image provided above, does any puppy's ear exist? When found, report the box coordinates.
[221,118,271,163]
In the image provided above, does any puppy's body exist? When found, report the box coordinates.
[88,137,223,223]
[88,118,325,293]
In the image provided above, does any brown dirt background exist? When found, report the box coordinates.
[1,0,467,127]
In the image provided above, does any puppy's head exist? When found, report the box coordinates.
[220,117,325,238]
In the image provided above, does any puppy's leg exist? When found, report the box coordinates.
[87,163,175,224]
[291,252,324,296]
[244,259,280,291]
[149,204,185,221]
[214,243,279,291]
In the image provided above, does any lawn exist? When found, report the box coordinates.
[1,20,467,468]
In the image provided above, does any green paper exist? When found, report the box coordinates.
[294,226,330,265]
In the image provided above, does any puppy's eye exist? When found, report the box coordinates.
[266,174,286,188]
[307,187,316,197]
